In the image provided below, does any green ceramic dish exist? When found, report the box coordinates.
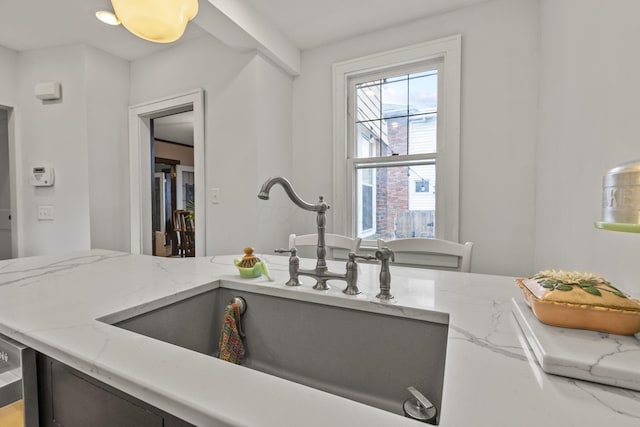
[236,264,262,278]
[594,221,640,233]
[234,259,261,278]
[233,259,272,280]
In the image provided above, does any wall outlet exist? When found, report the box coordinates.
[37,205,54,221]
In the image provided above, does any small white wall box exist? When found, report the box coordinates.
[31,166,55,187]
[34,82,61,101]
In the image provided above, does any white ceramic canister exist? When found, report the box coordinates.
[602,160,640,224]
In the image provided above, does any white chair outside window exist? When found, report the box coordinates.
[289,233,362,260]
[377,238,474,272]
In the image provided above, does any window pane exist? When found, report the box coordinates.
[356,84,381,122]
[355,70,438,160]
[408,163,436,217]
[382,79,408,119]
[355,163,436,239]
[408,115,437,155]
[383,116,408,156]
[356,168,375,236]
[356,121,381,158]
[409,73,437,114]
[362,184,373,230]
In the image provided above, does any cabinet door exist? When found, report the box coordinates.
[37,354,193,427]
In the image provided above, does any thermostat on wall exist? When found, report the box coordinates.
[31,166,55,187]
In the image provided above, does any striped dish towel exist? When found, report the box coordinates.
[218,302,245,364]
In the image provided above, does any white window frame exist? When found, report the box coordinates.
[332,35,461,244]
[350,63,441,241]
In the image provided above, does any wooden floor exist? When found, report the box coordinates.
[0,399,23,427]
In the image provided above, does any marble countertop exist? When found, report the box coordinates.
[0,250,639,426]
[512,299,640,392]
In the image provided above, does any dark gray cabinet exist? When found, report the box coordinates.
[36,354,194,427]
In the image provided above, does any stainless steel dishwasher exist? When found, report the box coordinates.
[0,333,38,427]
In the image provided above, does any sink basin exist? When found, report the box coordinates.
[102,284,448,423]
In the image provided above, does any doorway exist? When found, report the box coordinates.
[129,89,205,256]
[151,112,196,257]
[0,108,10,259]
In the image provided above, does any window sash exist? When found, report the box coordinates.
[350,158,437,241]
[349,64,441,245]
[332,35,461,245]
[351,153,437,169]
[347,61,442,161]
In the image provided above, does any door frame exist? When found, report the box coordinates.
[0,104,22,258]
[129,89,205,255]
[153,172,167,234]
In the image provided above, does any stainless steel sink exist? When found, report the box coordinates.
[104,285,448,423]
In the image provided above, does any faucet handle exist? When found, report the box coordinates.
[375,246,395,262]
[342,253,377,296]
[349,252,376,262]
[275,248,302,287]
[275,248,297,255]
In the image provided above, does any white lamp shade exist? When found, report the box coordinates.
[111,0,199,43]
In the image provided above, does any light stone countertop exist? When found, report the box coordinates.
[0,249,639,426]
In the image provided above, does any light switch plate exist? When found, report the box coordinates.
[37,205,54,221]
[211,188,220,204]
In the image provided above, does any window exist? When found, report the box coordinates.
[352,67,439,240]
[332,36,461,244]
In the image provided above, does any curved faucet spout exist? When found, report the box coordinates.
[259,176,336,290]
[258,176,329,212]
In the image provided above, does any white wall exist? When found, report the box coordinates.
[130,36,293,256]
[292,0,540,276]
[254,55,295,252]
[6,0,639,293]
[0,45,18,106]
[16,44,130,256]
[85,47,130,252]
[536,0,640,294]
[18,45,92,255]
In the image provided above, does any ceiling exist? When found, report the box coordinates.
[154,111,194,146]
[0,0,492,60]
[0,0,492,146]
[243,0,492,50]
[0,0,208,61]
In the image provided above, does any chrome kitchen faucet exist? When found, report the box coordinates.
[258,176,376,295]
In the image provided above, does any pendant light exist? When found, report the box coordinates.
[109,0,199,43]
